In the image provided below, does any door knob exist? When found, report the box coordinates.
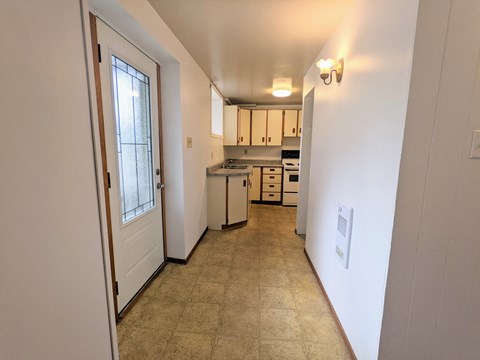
[157,183,165,189]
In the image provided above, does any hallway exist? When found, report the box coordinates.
[117,205,351,359]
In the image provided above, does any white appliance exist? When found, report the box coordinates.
[282,150,300,206]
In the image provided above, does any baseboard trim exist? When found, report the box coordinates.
[167,226,209,265]
[222,220,247,230]
[303,249,357,360]
[166,257,187,265]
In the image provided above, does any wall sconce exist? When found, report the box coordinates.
[272,77,292,97]
[316,58,344,85]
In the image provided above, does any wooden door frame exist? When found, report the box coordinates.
[156,63,168,258]
[88,13,167,320]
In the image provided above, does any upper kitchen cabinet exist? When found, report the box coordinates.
[251,110,267,146]
[238,108,251,145]
[283,110,298,137]
[267,110,283,146]
[224,105,238,145]
[223,105,251,145]
[298,110,303,136]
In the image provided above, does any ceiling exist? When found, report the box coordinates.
[148,0,351,105]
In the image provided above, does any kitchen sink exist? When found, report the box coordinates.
[222,163,249,170]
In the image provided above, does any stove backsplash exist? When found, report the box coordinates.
[224,146,281,160]
[224,138,300,160]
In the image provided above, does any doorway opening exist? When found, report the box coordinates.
[89,14,167,320]
[296,88,315,235]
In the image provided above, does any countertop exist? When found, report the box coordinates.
[207,159,283,177]
[206,163,254,177]
[228,159,283,167]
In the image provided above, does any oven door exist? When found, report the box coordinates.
[283,169,299,192]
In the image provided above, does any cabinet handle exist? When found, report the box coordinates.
[270,169,275,172]
[292,128,295,133]
[262,137,265,142]
[299,128,301,134]
[241,136,243,142]
[269,176,274,179]
[243,180,246,187]
[268,137,271,142]
[269,185,274,188]
[269,194,274,197]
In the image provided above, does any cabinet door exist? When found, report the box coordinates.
[251,110,267,146]
[228,175,248,224]
[223,105,238,145]
[283,110,298,138]
[238,109,251,145]
[251,167,261,201]
[297,110,303,137]
[207,176,227,230]
[267,110,283,146]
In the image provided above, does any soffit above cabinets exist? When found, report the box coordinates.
[148,0,351,105]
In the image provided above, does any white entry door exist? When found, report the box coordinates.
[97,20,165,312]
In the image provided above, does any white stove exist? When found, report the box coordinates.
[282,150,300,206]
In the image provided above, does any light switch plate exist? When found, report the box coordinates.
[470,130,480,158]
[187,137,193,148]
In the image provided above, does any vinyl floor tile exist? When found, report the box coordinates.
[260,340,307,360]
[212,336,259,360]
[117,205,351,359]
[162,332,213,360]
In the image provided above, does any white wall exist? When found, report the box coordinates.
[301,0,419,358]
[0,1,113,359]
[90,0,225,259]
[380,0,480,358]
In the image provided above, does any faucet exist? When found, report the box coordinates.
[222,159,232,168]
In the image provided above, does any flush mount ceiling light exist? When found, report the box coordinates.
[272,77,292,97]
[316,58,344,85]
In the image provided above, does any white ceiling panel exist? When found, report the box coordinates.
[148,0,351,104]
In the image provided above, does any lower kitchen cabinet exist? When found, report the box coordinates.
[207,175,249,230]
[262,167,282,203]
[250,166,283,204]
[251,167,261,201]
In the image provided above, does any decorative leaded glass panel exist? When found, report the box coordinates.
[111,56,154,223]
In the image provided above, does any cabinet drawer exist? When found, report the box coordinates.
[262,183,281,192]
[263,167,282,175]
[262,192,281,202]
[263,174,282,184]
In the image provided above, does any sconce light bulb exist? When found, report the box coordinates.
[316,58,335,72]
[316,58,344,85]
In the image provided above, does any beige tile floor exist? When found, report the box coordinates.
[117,204,351,360]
